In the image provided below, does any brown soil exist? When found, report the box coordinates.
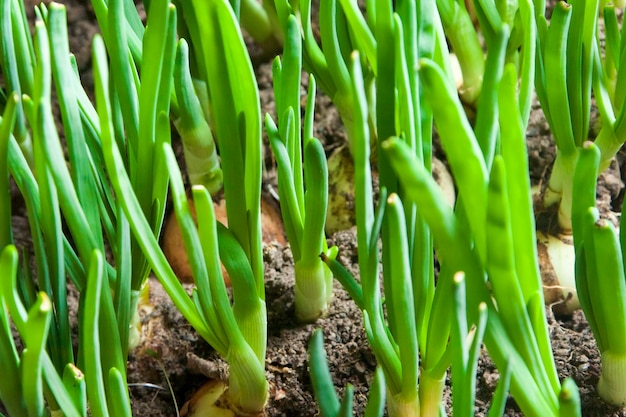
[4,0,626,416]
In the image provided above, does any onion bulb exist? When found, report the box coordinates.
[537,231,579,315]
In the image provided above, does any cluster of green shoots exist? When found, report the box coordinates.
[265,14,337,323]
[0,0,167,413]
[1,0,268,413]
[535,0,626,407]
[3,0,626,415]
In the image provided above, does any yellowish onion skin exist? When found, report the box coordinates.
[326,145,357,235]
[431,157,456,208]
[162,196,286,285]
[180,380,234,417]
[325,145,455,235]
[537,231,579,315]
[181,380,269,417]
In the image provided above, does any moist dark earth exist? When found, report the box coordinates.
[5,0,626,416]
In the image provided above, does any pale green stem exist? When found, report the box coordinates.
[233,297,267,366]
[598,351,626,406]
[227,344,269,414]
[438,0,484,105]
[127,289,143,351]
[324,258,334,306]
[386,388,420,417]
[240,0,274,43]
[175,117,223,194]
[594,124,623,172]
[544,150,579,233]
[419,369,446,417]
[294,258,331,322]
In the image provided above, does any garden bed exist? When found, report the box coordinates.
[6,0,626,416]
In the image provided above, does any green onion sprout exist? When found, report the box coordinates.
[572,141,626,406]
[265,14,336,322]
[98,0,269,412]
